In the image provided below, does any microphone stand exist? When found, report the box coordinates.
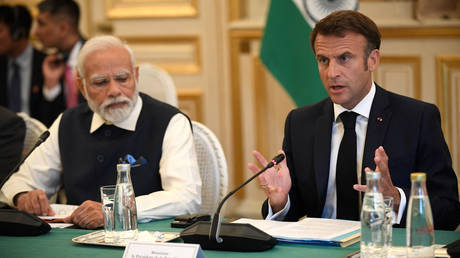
[181,153,284,251]
[210,154,283,243]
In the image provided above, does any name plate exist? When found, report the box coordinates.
[123,241,205,258]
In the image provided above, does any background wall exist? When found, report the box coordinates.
[5,0,460,218]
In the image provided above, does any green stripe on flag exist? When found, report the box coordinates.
[260,0,327,107]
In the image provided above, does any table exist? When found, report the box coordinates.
[1,219,458,258]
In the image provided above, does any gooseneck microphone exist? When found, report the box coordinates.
[181,153,285,251]
[210,153,285,243]
[0,131,50,189]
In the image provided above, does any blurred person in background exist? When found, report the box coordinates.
[0,5,50,125]
[34,0,86,126]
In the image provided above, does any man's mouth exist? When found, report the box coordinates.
[330,85,345,90]
[106,101,127,109]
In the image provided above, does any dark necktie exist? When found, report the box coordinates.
[336,111,359,220]
[8,61,21,112]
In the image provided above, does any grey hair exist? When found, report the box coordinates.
[77,35,135,78]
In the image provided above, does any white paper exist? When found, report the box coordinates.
[39,204,78,228]
[39,204,78,220]
[49,223,74,228]
[234,217,360,241]
[123,242,205,258]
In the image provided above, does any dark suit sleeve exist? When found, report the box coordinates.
[413,104,460,230]
[0,109,26,183]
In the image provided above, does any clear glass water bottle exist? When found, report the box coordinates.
[113,163,138,243]
[406,172,434,258]
[360,171,385,258]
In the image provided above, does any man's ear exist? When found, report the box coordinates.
[367,49,380,72]
[57,19,69,36]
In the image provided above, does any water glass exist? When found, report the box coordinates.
[100,185,115,243]
[383,196,394,250]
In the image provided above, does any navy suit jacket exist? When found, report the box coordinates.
[263,85,459,230]
[0,106,25,184]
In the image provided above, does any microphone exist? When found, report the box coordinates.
[0,131,50,189]
[180,153,285,251]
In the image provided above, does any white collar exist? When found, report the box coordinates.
[67,40,82,68]
[89,95,142,133]
[333,82,376,121]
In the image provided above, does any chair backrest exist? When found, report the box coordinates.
[137,63,178,107]
[192,121,228,215]
[16,112,47,158]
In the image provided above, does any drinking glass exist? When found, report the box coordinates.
[100,185,115,243]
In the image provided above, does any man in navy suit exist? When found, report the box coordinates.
[249,10,459,230]
[0,5,47,125]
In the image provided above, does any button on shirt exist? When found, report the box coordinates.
[1,95,201,222]
[267,83,406,224]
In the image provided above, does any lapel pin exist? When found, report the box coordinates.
[377,117,383,122]
[32,85,39,94]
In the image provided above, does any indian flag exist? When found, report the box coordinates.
[260,0,358,107]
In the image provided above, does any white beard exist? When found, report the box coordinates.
[86,90,139,124]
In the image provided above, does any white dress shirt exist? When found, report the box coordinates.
[1,95,201,222]
[267,83,406,224]
[8,44,33,114]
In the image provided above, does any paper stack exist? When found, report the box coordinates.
[233,217,360,247]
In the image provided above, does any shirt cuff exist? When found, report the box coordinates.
[265,196,290,221]
[394,187,406,224]
[43,83,61,101]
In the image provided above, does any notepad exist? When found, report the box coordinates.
[233,217,360,247]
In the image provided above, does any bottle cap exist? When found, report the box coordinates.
[365,171,381,180]
[410,172,426,181]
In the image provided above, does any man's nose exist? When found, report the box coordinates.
[106,80,122,97]
[327,60,340,79]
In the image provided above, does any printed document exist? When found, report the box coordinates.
[234,217,360,241]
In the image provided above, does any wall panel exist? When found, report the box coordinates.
[436,56,460,188]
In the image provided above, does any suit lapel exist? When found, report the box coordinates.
[314,100,334,208]
[361,85,392,184]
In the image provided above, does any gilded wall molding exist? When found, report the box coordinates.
[229,30,262,197]
[379,27,460,38]
[230,27,460,39]
[121,36,201,75]
[228,0,243,21]
[253,56,270,161]
[375,56,421,100]
[435,56,460,177]
[178,89,203,123]
[105,0,198,19]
